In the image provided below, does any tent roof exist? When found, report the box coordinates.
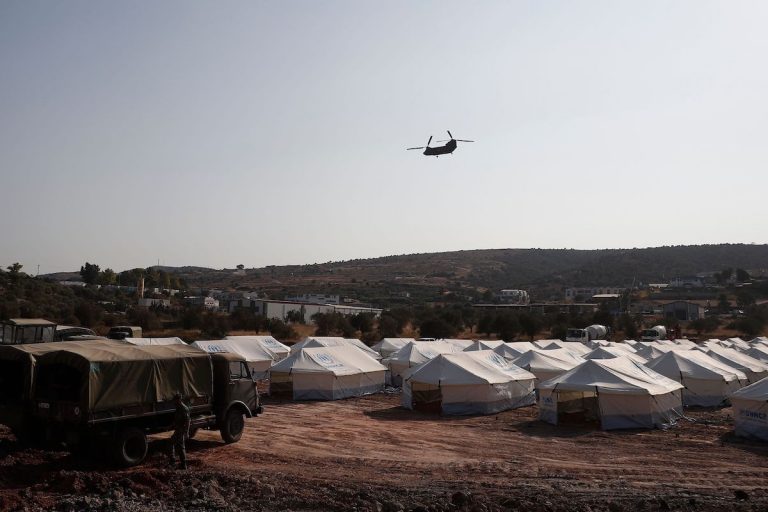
[539,358,683,395]
[646,350,747,382]
[292,337,380,359]
[385,340,461,366]
[371,338,416,354]
[705,347,768,373]
[192,339,277,362]
[406,350,535,386]
[463,340,505,351]
[584,346,648,364]
[123,337,185,346]
[512,350,581,373]
[225,335,290,353]
[731,375,768,400]
[270,345,386,376]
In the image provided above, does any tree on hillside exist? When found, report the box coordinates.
[518,313,542,341]
[80,262,101,285]
[6,263,23,274]
[736,268,751,282]
[418,318,457,339]
[99,268,117,286]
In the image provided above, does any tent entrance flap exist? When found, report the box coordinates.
[411,382,442,413]
[556,391,600,426]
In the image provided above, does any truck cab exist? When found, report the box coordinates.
[210,352,262,443]
[0,319,57,345]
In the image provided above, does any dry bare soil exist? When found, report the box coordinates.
[1,394,768,511]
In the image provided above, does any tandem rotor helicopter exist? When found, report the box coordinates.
[406,130,474,157]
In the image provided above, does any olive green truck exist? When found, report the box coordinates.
[0,340,262,466]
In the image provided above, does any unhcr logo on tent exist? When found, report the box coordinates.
[314,352,343,369]
[740,409,767,420]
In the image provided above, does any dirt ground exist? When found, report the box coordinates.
[1,393,768,511]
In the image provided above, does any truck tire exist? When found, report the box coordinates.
[221,408,245,444]
[113,427,148,467]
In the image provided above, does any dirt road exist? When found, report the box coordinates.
[2,394,768,511]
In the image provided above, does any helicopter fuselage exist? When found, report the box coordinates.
[423,139,457,156]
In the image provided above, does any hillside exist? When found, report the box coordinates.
[140,243,768,305]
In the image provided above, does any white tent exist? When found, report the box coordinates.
[193,338,279,379]
[744,345,768,363]
[123,337,185,346]
[538,340,592,356]
[603,342,639,353]
[538,358,683,430]
[494,342,536,359]
[750,336,768,347]
[645,350,746,407]
[225,335,290,361]
[269,346,387,400]
[463,340,505,351]
[584,346,648,365]
[634,343,676,361]
[371,338,417,358]
[511,350,581,383]
[441,339,474,350]
[703,347,768,384]
[726,337,752,351]
[402,350,536,415]
[384,341,461,386]
[291,337,381,360]
[730,377,768,441]
[671,339,697,349]
[703,338,733,349]
[534,339,565,350]
[623,339,638,346]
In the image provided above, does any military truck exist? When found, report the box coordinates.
[32,343,262,466]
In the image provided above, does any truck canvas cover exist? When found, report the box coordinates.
[35,344,212,412]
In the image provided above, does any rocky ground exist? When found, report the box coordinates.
[1,394,768,511]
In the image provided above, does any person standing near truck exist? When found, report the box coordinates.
[169,392,191,470]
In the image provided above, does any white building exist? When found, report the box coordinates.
[565,287,625,302]
[495,289,530,304]
[285,293,341,305]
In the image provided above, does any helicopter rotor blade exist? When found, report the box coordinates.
[455,139,474,142]
[406,147,425,150]
[447,130,453,139]
[426,135,433,147]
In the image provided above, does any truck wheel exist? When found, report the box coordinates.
[221,409,245,444]
[113,427,148,467]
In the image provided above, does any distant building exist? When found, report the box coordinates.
[138,298,171,308]
[285,293,341,305]
[662,301,706,321]
[185,296,220,310]
[565,287,625,302]
[495,289,530,305]
[669,277,704,288]
[254,300,381,323]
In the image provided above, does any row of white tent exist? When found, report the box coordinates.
[119,334,768,438]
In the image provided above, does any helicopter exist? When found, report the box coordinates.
[406,130,474,157]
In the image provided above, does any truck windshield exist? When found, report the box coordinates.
[229,362,251,380]
[641,330,657,337]
[566,329,584,338]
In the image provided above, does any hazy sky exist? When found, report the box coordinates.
[2,1,767,274]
